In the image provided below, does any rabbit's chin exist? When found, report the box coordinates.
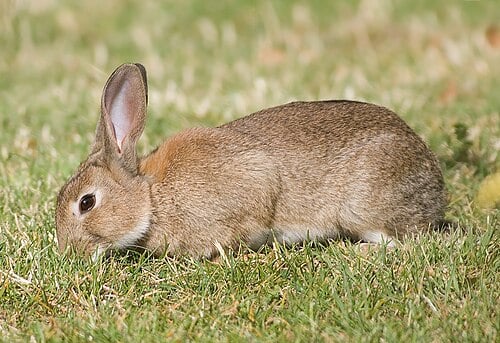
[91,243,111,262]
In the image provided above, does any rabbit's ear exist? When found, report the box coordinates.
[93,63,148,173]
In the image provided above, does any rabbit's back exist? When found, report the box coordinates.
[222,101,423,157]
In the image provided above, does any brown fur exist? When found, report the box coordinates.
[56,64,447,259]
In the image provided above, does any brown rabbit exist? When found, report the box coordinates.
[56,63,447,259]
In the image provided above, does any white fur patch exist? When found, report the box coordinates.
[362,231,395,246]
[271,226,339,245]
[113,213,151,249]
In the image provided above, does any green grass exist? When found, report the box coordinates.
[1,0,499,341]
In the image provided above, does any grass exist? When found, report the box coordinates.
[0,0,499,341]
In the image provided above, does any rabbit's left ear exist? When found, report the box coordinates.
[92,63,148,173]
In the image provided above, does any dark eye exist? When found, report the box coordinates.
[79,194,96,213]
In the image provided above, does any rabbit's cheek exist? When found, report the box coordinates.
[112,212,151,249]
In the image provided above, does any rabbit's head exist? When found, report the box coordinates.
[56,64,151,258]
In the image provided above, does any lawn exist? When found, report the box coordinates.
[0,0,498,341]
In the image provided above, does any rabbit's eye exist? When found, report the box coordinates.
[79,194,96,213]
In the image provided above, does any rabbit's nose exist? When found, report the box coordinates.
[57,234,94,257]
[56,232,69,253]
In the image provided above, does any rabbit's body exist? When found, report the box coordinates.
[137,101,445,257]
[56,64,447,259]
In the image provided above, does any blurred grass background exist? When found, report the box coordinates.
[0,0,499,341]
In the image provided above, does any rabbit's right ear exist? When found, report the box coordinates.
[92,63,148,173]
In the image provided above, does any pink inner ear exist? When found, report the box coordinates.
[109,80,132,152]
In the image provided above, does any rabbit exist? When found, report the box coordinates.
[56,63,447,259]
